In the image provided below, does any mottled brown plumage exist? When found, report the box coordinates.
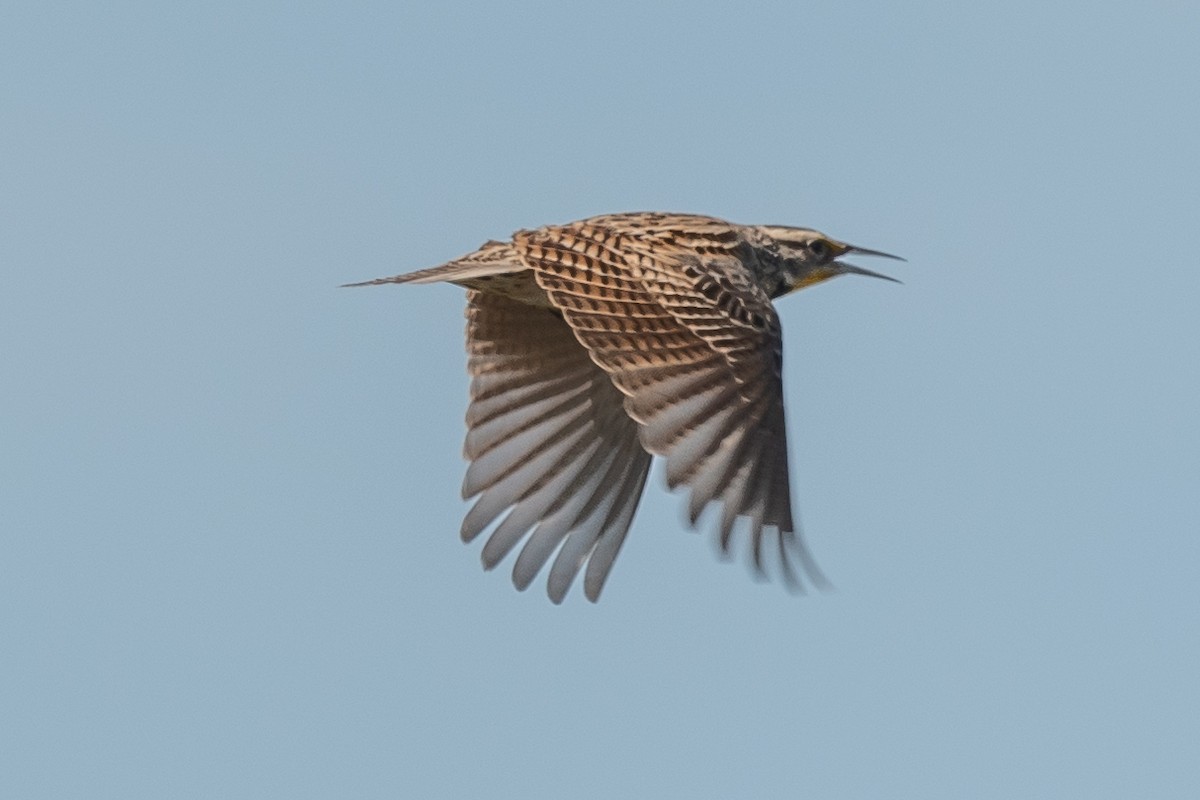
[348,212,901,602]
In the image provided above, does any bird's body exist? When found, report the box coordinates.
[349,212,901,602]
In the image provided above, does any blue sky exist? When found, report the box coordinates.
[3,2,1199,797]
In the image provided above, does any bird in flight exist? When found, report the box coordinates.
[347,212,901,602]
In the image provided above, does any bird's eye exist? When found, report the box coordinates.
[809,239,829,259]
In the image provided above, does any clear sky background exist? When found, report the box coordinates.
[3,2,1199,798]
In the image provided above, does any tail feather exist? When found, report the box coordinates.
[342,239,524,288]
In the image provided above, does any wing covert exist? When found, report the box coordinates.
[514,221,827,589]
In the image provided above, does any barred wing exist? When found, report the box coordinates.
[462,290,652,603]
[515,221,827,589]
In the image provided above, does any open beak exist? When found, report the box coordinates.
[831,241,905,284]
[837,263,902,283]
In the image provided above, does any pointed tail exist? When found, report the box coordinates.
[342,239,523,288]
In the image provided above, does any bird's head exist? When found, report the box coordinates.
[757,226,904,296]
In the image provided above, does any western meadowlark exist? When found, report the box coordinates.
[347,212,901,602]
